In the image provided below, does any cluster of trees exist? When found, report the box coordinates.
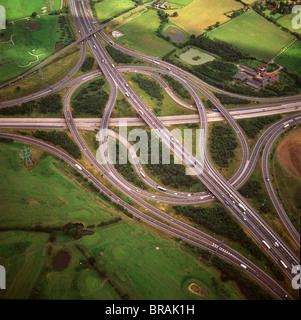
[193,59,238,83]
[144,132,205,191]
[38,94,63,114]
[72,78,109,116]
[215,93,250,105]
[132,0,143,6]
[173,204,263,258]
[33,130,82,159]
[0,94,63,116]
[162,74,191,101]
[209,124,238,168]
[237,115,282,139]
[239,179,272,213]
[184,35,249,62]
[81,56,95,72]
[54,15,74,48]
[131,75,164,101]
[105,45,134,64]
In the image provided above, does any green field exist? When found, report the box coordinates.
[117,9,175,58]
[91,0,149,23]
[277,13,301,35]
[207,10,295,61]
[2,0,62,21]
[0,15,74,83]
[275,41,301,75]
[78,220,243,300]
[0,140,245,299]
[166,0,244,35]
[0,141,118,229]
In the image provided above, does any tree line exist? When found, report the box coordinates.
[237,115,282,139]
[106,45,134,64]
[0,94,63,116]
[173,204,263,259]
[131,75,164,101]
[33,130,82,159]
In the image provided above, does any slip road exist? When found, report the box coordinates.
[104,304,195,317]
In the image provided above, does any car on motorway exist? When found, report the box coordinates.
[266,176,270,181]
[93,45,96,49]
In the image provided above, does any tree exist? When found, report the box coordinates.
[172,12,178,17]
[31,12,37,18]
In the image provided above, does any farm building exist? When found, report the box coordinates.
[234,72,249,82]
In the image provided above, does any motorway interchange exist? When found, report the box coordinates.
[0,0,300,300]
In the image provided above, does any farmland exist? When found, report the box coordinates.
[207,10,295,62]
[276,41,301,75]
[2,0,62,21]
[90,0,150,23]
[117,9,175,58]
[165,0,244,35]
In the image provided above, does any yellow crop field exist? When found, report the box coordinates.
[166,0,244,35]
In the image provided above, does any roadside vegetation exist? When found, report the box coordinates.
[0,94,63,117]
[32,130,82,159]
[208,122,239,168]
[71,78,110,117]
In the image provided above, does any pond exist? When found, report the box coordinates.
[164,26,186,43]
[180,48,215,65]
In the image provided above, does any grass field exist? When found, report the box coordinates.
[0,140,244,299]
[2,0,62,21]
[275,41,301,75]
[207,10,295,61]
[0,14,74,83]
[277,13,301,35]
[91,0,150,23]
[166,0,244,35]
[78,219,244,300]
[0,141,118,229]
[117,9,175,58]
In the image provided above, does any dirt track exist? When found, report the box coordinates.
[277,129,301,179]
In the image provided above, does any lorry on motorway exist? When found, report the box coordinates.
[282,123,290,129]
[212,109,219,111]
[75,164,82,171]
[238,203,246,212]
[240,263,247,270]
[125,92,130,97]
[140,170,146,179]
[224,200,230,206]
[109,41,114,45]
[157,185,166,192]
[266,176,270,181]
[262,240,271,249]
[280,260,288,269]
[138,109,144,116]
